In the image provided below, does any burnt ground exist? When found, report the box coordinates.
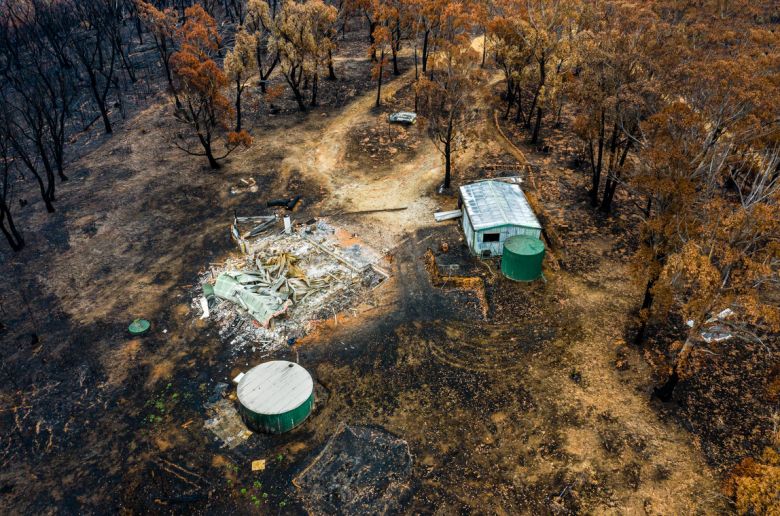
[495,89,779,495]
[0,37,740,514]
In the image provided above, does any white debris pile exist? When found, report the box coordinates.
[194,220,387,354]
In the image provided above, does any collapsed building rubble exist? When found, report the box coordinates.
[195,219,388,353]
[294,424,412,515]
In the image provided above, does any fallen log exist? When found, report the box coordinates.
[324,206,408,217]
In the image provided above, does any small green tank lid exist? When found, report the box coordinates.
[128,319,151,335]
[503,235,544,255]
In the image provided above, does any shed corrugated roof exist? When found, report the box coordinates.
[459,181,541,231]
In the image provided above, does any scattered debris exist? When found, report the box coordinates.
[207,382,230,405]
[706,308,735,324]
[203,399,253,449]
[231,216,279,254]
[230,177,259,195]
[701,326,733,344]
[150,457,211,497]
[434,209,462,222]
[198,297,210,319]
[324,206,408,217]
[287,195,302,211]
[267,196,302,210]
[688,308,735,343]
[470,174,524,185]
[294,424,412,514]
[388,112,417,125]
[267,198,289,208]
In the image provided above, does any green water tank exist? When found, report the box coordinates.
[237,361,314,434]
[128,319,151,335]
[501,235,545,281]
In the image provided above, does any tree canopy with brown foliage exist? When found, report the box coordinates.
[170,5,252,169]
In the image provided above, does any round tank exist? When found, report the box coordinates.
[237,361,314,434]
[128,319,151,335]
[501,235,545,281]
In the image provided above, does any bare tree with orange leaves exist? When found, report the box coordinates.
[136,1,180,105]
[170,5,252,169]
[416,4,482,190]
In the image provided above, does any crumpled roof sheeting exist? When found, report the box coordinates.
[459,181,541,231]
[214,272,291,328]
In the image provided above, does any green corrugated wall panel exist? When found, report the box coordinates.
[239,392,314,434]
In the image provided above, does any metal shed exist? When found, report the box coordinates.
[459,181,542,257]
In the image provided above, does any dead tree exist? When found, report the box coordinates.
[0,132,24,251]
[70,1,119,135]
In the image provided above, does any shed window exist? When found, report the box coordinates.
[482,233,500,243]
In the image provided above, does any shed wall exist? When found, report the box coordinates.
[463,211,476,251]
[470,225,542,257]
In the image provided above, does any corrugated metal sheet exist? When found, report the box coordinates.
[237,361,313,415]
[459,181,541,231]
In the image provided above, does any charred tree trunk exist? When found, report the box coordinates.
[502,79,513,119]
[391,21,401,75]
[413,46,419,112]
[134,16,144,44]
[368,18,378,61]
[375,49,384,108]
[310,73,318,107]
[526,87,540,129]
[198,133,220,169]
[421,29,430,72]
[0,203,24,251]
[86,65,113,134]
[256,40,266,91]
[114,34,136,83]
[481,26,487,68]
[328,49,337,80]
[443,116,453,190]
[589,111,606,205]
[634,276,657,345]
[0,153,23,250]
[257,50,279,93]
[284,66,307,112]
[235,81,243,132]
[599,139,632,213]
[30,168,56,213]
[531,107,542,143]
[653,368,679,402]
